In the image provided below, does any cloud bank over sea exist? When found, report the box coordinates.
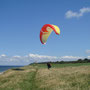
[0,54,89,65]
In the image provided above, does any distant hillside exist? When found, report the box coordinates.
[35,58,90,64]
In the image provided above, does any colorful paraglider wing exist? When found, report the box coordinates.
[40,24,60,44]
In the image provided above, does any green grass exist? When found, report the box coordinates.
[0,63,90,90]
[37,63,90,68]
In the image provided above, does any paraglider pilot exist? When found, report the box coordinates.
[47,63,51,69]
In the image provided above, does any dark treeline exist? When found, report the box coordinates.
[37,58,90,64]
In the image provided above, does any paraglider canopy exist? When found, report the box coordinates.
[40,24,60,44]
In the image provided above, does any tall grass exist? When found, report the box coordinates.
[0,63,90,90]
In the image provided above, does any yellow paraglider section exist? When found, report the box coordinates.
[52,25,60,35]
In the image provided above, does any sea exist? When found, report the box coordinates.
[0,66,23,73]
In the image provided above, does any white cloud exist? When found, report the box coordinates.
[61,56,82,59]
[0,53,86,65]
[86,50,90,54]
[28,54,83,62]
[65,7,90,18]
[87,56,90,59]
[29,54,57,60]
[0,54,7,58]
[13,56,21,58]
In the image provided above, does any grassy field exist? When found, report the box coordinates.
[0,63,90,90]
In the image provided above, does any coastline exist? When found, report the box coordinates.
[0,66,23,75]
[0,72,4,75]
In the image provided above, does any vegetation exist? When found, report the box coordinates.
[37,58,90,64]
[0,63,90,90]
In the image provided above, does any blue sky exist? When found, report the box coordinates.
[0,0,90,65]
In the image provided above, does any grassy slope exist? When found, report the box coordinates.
[0,63,90,90]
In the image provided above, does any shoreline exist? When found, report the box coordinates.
[0,72,4,75]
[0,66,23,75]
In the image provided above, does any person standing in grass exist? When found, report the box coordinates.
[47,63,51,69]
